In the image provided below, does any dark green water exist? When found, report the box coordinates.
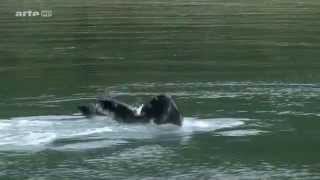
[1,0,320,179]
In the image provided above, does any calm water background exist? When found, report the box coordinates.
[1,0,320,179]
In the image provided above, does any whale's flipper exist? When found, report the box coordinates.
[78,103,108,117]
[97,98,138,122]
[78,105,92,116]
[77,94,183,126]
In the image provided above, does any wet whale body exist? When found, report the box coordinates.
[78,94,183,126]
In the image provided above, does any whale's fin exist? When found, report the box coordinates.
[78,105,94,117]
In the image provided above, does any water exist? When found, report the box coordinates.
[1,0,320,179]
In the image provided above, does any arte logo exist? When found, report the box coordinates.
[15,10,53,17]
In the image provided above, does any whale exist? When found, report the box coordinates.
[78,94,183,126]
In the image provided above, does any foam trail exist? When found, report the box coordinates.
[0,115,255,151]
[182,118,246,131]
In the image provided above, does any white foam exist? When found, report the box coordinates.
[217,129,267,136]
[73,127,113,136]
[20,133,58,145]
[181,117,246,132]
[10,115,84,121]
[0,121,10,130]
[0,115,253,151]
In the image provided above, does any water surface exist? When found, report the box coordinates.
[1,0,320,179]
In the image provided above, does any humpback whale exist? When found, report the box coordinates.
[78,94,183,126]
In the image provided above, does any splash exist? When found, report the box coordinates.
[0,115,258,151]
